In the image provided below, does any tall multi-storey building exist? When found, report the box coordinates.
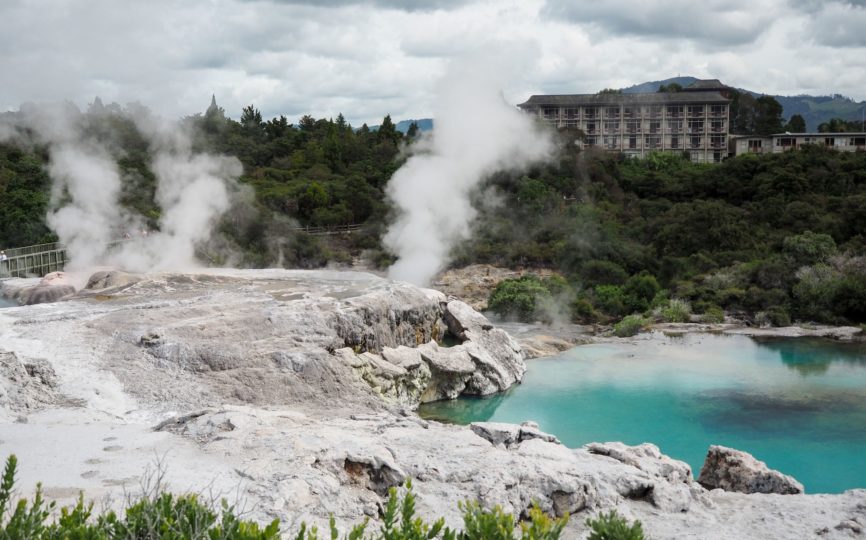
[518,79,732,163]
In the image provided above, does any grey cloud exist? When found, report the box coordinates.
[797,1,866,47]
[238,0,476,11]
[542,0,777,46]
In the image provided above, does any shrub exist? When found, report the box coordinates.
[766,306,792,327]
[585,510,645,540]
[701,305,725,324]
[572,297,601,323]
[613,314,649,337]
[593,285,626,317]
[580,260,628,287]
[783,231,837,266]
[488,275,551,321]
[0,456,569,540]
[659,298,691,323]
[621,273,660,313]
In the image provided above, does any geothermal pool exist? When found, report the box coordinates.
[419,332,866,493]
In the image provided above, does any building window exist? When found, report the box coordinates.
[585,122,597,134]
[748,139,762,149]
[670,136,680,149]
[710,135,726,149]
[628,136,638,149]
[645,136,661,149]
[647,105,663,118]
[625,120,641,134]
[667,120,683,133]
[584,107,598,119]
[585,136,598,146]
[710,120,725,132]
[687,105,705,117]
[542,107,558,122]
[564,119,579,128]
[690,136,703,148]
[564,107,579,120]
[688,120,704,133]
[851,137,866,147]
[710,105,727,117]
[689,151,702,163]
[605,107,620,118]
[623,106,639,118]
[604,136,620,149]
[648,121,661,134]
[779,137,796,147]
[667,106,683,118]
[603,120,620,133]
[713,151,723,163]
[824,137,835,146]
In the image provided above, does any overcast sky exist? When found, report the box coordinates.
[2,0,865,126]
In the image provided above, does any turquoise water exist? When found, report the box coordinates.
[0,297,16,308]
[419,332,866,493]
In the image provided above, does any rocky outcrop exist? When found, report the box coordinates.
[335,298,526,406]
[0,273,76,306]
[470,420,560,448]
[698,445,805,495]
[0,269,525,414]
[0,351,59,417]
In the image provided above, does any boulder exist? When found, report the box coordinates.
[587,442,693,484]
[470,421,560,448]
[83,270,142,291]
[470,422,520,448]
[697,445,804,494]
[442,299,492,340]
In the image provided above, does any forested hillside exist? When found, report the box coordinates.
[2,101,865,325]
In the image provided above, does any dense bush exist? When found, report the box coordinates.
[487,274,575,323]
[700,305,726,324]
[0,455,570,540]
[613,315,650,337]
[658,298,691,323]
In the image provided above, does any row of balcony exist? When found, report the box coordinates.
[589,139,727,149]
[569,126,727,134]
[544,110,726,120]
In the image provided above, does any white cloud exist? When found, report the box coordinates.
[0,0,864,127]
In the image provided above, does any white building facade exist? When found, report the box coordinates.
[518,81,731,163]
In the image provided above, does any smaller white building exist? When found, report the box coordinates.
[733,132,866,156]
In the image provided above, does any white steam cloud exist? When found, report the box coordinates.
[1,103,243,272]
[384,54,553,286]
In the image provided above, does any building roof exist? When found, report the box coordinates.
[770,132,866,137]
[517,91,730,108]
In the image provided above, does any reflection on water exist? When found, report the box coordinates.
[419,332,866,493]
[755,337,866,376]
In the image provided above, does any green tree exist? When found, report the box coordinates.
[377,114,399,144]
[657,83,682,93]
[785,114,806,133]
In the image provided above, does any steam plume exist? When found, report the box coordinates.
[384,55,553,286]
[0,102,243,272]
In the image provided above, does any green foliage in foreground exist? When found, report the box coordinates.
[585,511,645,540]
[0,455,580,540]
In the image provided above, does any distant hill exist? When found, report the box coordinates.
[395,118,433,133]
[368,118,434,133]
[623,76,866,132]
